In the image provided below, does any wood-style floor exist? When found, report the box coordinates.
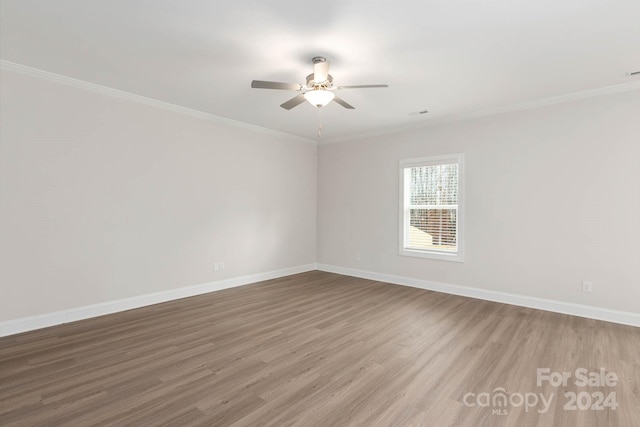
[1,271,638,426]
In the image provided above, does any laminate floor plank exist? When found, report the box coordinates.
[1,271,638,426]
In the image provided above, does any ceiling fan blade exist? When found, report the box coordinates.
[337,84,389,89]
[280,94,306,110]
[251,80,302,91]
[313,60,330,83]
[333,96,355,109]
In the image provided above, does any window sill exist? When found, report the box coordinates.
[399,249,464,263]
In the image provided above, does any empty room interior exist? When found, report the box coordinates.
[1,1,639,426]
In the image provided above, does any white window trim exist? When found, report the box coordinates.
[399,153,465,262]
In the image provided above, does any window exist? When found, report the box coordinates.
[399,154,464,262]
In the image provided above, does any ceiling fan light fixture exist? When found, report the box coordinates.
[251,56,387,111]
[304,89,335,108]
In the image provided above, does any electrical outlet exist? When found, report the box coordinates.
[582,281,592,293]
[220,261,225,271]
[355,253,361,262]
[214,262,220,271]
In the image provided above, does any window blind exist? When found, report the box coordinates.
[400,154,463,261]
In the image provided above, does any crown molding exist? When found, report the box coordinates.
[322,80,640,144]
[3,59,638,146]
[0,60,316,145]
[451,80,640,121]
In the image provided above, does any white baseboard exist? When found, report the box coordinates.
[3,263,636,337]
[0,264,317,337]
[317,264,640,328]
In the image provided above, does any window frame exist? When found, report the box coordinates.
[399,153,465,262]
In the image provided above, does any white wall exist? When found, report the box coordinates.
[1,64,638,328]
[317,90,640,314]
[0,68,317,322]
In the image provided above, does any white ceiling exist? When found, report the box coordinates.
[1,0,639,142]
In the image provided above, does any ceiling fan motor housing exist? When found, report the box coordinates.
[306,73,333,89]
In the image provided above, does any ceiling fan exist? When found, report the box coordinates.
[251,56,388,110]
